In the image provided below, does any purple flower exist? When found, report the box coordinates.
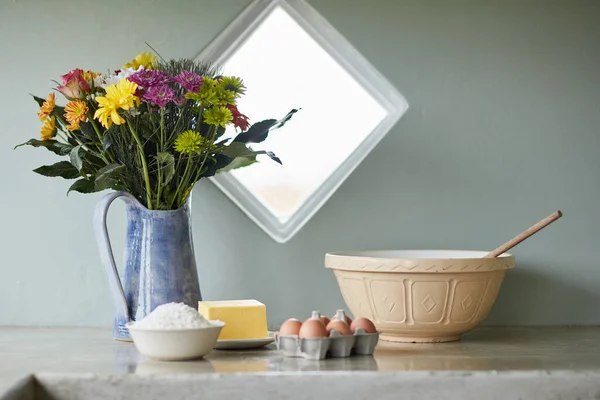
[128,69,172,88]
[142,85,176,107]
[173,71,203,92]
[174,96,186,106]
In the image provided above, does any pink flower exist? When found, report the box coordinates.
[174,96,186,106]
[57,69,90,98]
[142,85,176,107]
[173,71,203,93]
[128,69,172,89]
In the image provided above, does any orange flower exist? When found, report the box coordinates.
[37,93,56,121]
[66,121,80,131]
[64,100,89,131]
[40,116,56,141]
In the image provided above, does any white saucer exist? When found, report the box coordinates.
[214,337,275,350]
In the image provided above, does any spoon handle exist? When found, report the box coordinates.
[485,210,563,258]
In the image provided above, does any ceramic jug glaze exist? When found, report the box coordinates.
[94,191,201,340]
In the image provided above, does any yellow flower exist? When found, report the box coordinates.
[174,130,205,154]
[37,93,55,121]
[203,106,233,128]
[184,77,218,104]
[105,79,139,110]
[82,70,101,82]
[64,100,89,131]
[214,76,245,105]
[40,116,56,141]
[219,76,245,95]
[214,86,236,106]
[93,79,139,128]
[123,52,157,70]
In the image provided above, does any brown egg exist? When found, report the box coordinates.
[350,317,377,334]
[299,319,328,338]
[320,315,331,326]
[332,313,353,325]
[305,310,322,323]
[279,318,302,336]
[326,319,352,335]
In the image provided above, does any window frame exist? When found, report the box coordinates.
[196,0,408,243]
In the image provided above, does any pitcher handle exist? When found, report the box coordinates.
[93,191,138,322]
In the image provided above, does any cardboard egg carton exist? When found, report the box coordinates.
[276,310,379,360]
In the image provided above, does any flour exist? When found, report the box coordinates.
[133,302,214,329]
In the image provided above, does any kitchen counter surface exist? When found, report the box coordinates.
[2,327,600,399]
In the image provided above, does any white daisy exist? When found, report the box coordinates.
[101,66,144,89]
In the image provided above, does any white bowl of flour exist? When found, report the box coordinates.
[126,302,225,361]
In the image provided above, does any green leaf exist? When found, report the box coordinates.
[215,138,231,146]
[221,142,281,164]
[69,145,83,172]
[217,156,256,174]
[31,94,46,107]
[52,105,68,128]
[233,119,275,144]
[103,135,112,151]
[33,161,79,179]
[155,152,175,186]
[202,153,237,178]
[94,163,125,191]
[78,120,97,141]
[97,163,124,177]
[214,125,227,140]
[220,142,256,159]
[233,109,299,144]
[14,139,73,156]
[261,151,282,164]
[216,142,281,174]
[67,178,96,195]
[82,153,106,175]
[271,108,299,129]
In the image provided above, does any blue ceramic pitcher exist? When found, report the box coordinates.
[93,191,201,341]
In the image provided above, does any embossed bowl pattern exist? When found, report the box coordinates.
[325,250,514,343]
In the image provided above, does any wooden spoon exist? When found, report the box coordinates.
[484,210,563,258]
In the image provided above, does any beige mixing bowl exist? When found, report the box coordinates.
[325,250,514,343]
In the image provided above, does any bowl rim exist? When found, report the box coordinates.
[325,249,514,273]
[326,249,513,260]
[126,320,225,332]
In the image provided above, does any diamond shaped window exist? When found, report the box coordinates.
[198,0,408,243]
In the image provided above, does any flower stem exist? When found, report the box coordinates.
[56,111,109,164]
[56,131,69,143]
[196,125,216,179]
[156,109,165,209]
[169,155,193,209]
[127,121,153,209]
[168,104,188,143]
[86,113,113,164]
[67,134,96,158]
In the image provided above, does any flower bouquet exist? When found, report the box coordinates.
[16,52,297,340]
[17,52,297,210]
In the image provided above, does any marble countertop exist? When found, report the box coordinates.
[2,327,600,399]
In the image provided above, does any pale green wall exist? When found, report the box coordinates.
[0,0,598,328]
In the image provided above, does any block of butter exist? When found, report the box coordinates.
[198,299,268,340]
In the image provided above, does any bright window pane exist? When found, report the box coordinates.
[222,7,388,222]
